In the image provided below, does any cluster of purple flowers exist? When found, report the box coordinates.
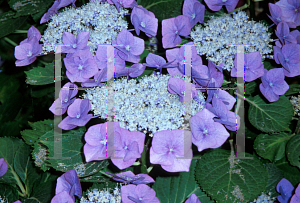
[276,178,300,203]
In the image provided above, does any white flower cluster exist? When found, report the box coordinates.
[250,192,276,203]
[80,186,121,203]
[82,73,206,137]
[33,144,47,167]
[290,94,300,116]
[40,1,128,55]
[0,196,8,203]
[190,11,273,71]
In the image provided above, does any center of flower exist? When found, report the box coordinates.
[175,30,178,34]
[203,127,208,134]
[222,0,227,2]
[191,13,196,19]
[295,8,298,13]
[64,98,68,103]
[141,22,146,27]
[269,82,273,87]
[27,51,32,57]
[276,17,281,21]
[285,58,289,62]
[181,91,185,95]
[76,113,80,118]
[125,45,130,51]
[169,147,174,152]
[78,64,83,70]
[72,44,77,48]
[108,57,113,63]
[245,66,249,69]
[139,198,143,201]
[100,139,107,145]
[124,146,128,150]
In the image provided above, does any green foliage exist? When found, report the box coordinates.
[8,0,54,18]
[275,156,300,187]
[37,127,109,177]
[264,163,284,198]
[247,95,294,133]
[0,11,27,39]
[254,133,292,162]
[152,159,214,203]
[286,133,300,169]
[245,80,259,96]
[0,184,19,202]
[21,119,54,146]
[194,149,268,203]
[24,62,55,85]
[137,0,184,22]
[285,84,300,96]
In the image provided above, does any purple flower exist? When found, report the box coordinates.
[231,52,265,82]
[204,0,239,12]
[14,37,42,67]
[57,0,77,9]
[291,29,300,44]
[40,1,60,24]
[276,178,294,203]
[112,123,145,170]
[58,99,93,130]
[64,49,98,82]
[195,60,223,88]
[189,108,230,152]
[185,193,201,203]
[276,43,300,77]
[205,97,240,131]
[113,29,145,63]
[291,183,300,203]
[143,53,177,74]
[206,79,236,111]
[121,184,160,203]
[0,158,8,177]
[107,171,155,184]
[49,82,78,115]
[13,201,22,203]
[115,63,146,79]
[84,122,117,162]
[150,129,193,172]
[51,191,74,203]
[131,6,158,37]
[62,31,90,54]
[94,45,125,70]
[275,22,297,45]
[182,0,205,27]
[81,66,111,87]
[107,0,134,12]
[268,3,284,26]
[259,68,289,102]
[55,169,82,202]
[276,0,300,27]
[162,15,191,49]
[167,78,199,102]
[20,26,42,44]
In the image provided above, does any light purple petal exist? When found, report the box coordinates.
[51,191,74,203]
[185,193,201,203]
[0,158,8,177]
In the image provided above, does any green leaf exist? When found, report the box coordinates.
[0,11,27,39]
[285,84,300,96]
[137,0,184,22]
[0,184,19,202]
[194,149,268,203]
[32,142,50,172]
[264,163,284,198]
[31,86,55,98]
[253,133,292,162]
[263,60,281,71]
[21,119,54,146]
[39,127,109,177]
[247,95,294,133]
[0,74,20,104]
[245,81,259,96]
[275,156,300,187]
[8,0,54,18]
[0,121,21,137]
[152,160,214,203]
[24,62,55,85]
[286,133,300,169]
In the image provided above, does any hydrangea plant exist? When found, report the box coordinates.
[0,0,300,202]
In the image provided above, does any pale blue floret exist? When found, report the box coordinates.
[40,1,128,55]
[190,11,273,71]
[250,192,276,203]
[82,73,206,137]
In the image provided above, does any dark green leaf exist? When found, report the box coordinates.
[0,121,21,137]
[264,163,284,198]
[0,11,27,39]
[245,81,259,96]
[247,95,294,133]
[253,133,292,162]
[39,127,109,177]
[9,0,54,18]
[31,86,55,98]
[286,133,300,169]
[194,149,268,203]
[275,156,300,187]
[21,119,54,145]
[285,84,300,96]
[152,160,214,203]
[0,184,19,202]
[24,62,55,85]
[138,0,184,22]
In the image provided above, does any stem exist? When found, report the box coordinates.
[4,37,18,47]
[14,30,28,34]
[140,138,151,174]
[98,170,112,178]
[38,59,48,66]
[10,166,26,196]
[295,117,300,134]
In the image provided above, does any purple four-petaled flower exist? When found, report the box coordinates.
[276,178,294,203]
[107,171,155,185]
[62,31,90,54]
[182,0,205,27]
[121,184,160,203]
[204,0,239,12]
[167,78,199,102]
